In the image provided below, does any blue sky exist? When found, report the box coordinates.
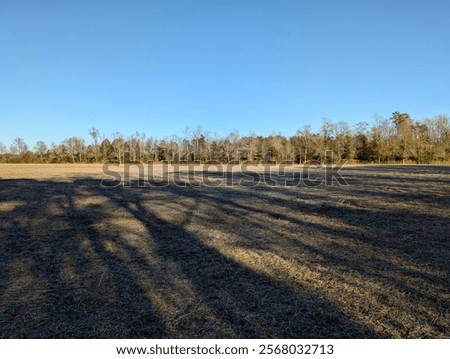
[1,0,450,146]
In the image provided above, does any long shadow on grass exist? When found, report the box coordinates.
[167,170,449,270]
[158,171,450,337]
[0,179,167,338]
[0,178,376,338]
[93,181,376,338]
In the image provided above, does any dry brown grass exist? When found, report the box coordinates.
[0,164,449,338]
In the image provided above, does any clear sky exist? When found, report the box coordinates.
[1,0,450,146]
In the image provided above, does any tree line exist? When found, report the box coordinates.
[1,112,449,164]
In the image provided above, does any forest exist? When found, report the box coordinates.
[1,112,449,164]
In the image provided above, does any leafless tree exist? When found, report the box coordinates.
[34,140,47,162]
[88,127,100,162]
[10,137,28,155]
[0,142,6,155]
[111,133,125,164]
[63,137,85,163]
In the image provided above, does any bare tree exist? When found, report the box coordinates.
[392,112,414,163]
[100,138,113,162]
[428,115,449,162]
[268,134,287,162]
[10,137,28,155]
[370,116,395,163]
[296,125,316,163]
[192,126,203,161]
[63,137,85,163]
[34,140,47,162]
[333,121,353,161]
[146,137,156,161]
[63,138,76,163]
[49,142,66,163]
[241,132,257,162]
[319,119,334,163]
[111,133,126,164]
[0,142,6,155]
[88,127,100,162]
[222,130,240,162]
[137,132,146,162]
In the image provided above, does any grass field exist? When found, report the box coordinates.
[0,164,449,338]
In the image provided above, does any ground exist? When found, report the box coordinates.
[0,164,449,338]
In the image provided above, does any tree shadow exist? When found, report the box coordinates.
[0,177,377,338]
[1,165,448,338]
[0,179,167,338]
[160,167,449,337]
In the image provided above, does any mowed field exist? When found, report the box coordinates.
[0,164,449,338]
